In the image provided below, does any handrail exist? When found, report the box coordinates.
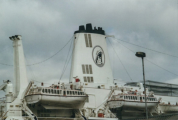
[22,81,33,99]
[1,111,8,120]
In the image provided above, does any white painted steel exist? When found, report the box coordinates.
[11,35,28,99]
[70,33,113,84]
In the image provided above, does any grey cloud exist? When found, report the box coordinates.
[0,0,178,97]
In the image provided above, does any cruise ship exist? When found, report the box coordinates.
[0,23,178,120]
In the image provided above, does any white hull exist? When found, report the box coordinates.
[108,100,158,110]
[25,94,87,109]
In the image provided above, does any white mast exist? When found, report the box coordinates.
[9,35,28,99]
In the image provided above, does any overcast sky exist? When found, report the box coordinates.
[0,0,178,96]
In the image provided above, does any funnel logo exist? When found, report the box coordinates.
[92,46,105,67]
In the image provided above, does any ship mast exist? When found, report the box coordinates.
[9,35,28,99]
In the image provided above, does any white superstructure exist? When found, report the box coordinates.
[0,24,178,120]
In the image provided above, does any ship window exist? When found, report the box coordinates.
[70,91,72,95]
[63,91,66,95]
[88,34,92,47]
[84,34,89,47]
[75,91,77,95]
[45,89,47,93]
[143,97,144,100]
[48,89,50,93]
[84,77,87,82]
[57,90,59,94]
[67,91,69,95]
[42,89,44,93]
[124,96,125,99]
[73,91,75,95]
[78,92,80,95]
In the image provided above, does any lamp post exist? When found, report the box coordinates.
[135,52,148,119]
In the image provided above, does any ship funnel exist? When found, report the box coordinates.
[86,23,92,31]
[9,35,28,99]
[70,24,113,85]
[79,25,85,31]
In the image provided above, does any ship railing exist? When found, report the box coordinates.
[111,94,158,102]
[27,87,86,96]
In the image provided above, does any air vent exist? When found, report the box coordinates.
[82,65,85,74]
[89,65,93,74]
[87,77,90,82]
[91,77,94,82]
[84,34,89,47]
[84,77,87,82]
[86,65,89,74]
[88,34,92,47]
[83,76,94,83]
[84,34,92,47]
[82,64,93,74]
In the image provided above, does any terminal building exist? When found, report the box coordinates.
[124,80,178,97]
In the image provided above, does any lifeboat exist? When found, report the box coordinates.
[108,93,159,112]
[25,86,88,109]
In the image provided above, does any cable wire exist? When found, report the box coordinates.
[0,36,74,66]
[59,51,73,80]
[60,39,73,80]
[26,36,74,66]
[111,38,178,77]
[107,38,133,81]
[114,38,178,58]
